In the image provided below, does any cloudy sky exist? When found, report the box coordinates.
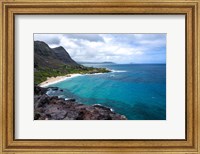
[34,33,166,64]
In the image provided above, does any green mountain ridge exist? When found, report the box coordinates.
[34,41,110,84]
[34,41,80,69]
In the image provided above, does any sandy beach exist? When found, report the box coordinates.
[38,71,113,87]
[39,74,82,87]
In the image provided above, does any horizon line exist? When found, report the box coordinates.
[79,62,166,65]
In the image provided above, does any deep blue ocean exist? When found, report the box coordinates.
[47,64,166,120]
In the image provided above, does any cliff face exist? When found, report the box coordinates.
[34,41,80,69]
[34,86,127,120]
[52,46,80,66]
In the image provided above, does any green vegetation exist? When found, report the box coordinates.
[34,65,110,85]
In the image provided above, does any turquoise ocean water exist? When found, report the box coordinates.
[47,64,166,120]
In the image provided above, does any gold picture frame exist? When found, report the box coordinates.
[0,0,200,153]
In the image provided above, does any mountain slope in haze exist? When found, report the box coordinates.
[79,61,116,65]
[34,41,110,84]
[52,46,80,66]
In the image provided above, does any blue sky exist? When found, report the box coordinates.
[34,34,166,64]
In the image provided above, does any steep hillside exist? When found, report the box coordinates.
[34,41,80,69]
[52,46,79,66]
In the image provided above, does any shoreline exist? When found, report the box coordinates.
[38,69,125,87]
[38,72,106,87]
[39,74,82,87]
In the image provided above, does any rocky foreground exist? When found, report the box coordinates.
[34,86,127,120]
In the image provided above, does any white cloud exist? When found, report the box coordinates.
[34,34,62,45]
[34,33,166,64]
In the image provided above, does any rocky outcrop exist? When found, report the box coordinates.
[34,86,127,120]
[34,85,48,95]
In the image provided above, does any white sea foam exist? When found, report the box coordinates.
[93,104,102,106]
[58,95,65,98]
[93,104,114,112]
[46,88,55,95]
[110,108,114,112]
[86,73,104,75]
[111,69,127,73]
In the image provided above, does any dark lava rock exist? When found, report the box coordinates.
[34,85,48,95]
[93,104,112,111]
[34,94,50,108]
[34,113,41,120]
[48,87,59,91]
[50,96,59,100]
[34,86,127,120]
